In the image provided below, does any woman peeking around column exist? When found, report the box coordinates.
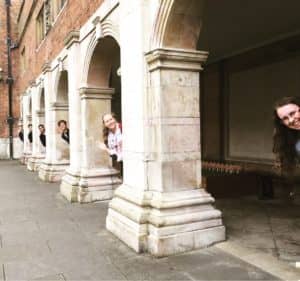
[273,96,300,200]
[99,113,123,176]
[57,120,70,144]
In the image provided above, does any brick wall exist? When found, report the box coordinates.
[0,0,106,140]
[17,0,104,95]
[0,0,21,139]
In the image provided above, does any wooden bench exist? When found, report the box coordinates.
[201,161,281,199]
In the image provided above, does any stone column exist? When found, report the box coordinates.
[60,31,82,202]
[39,65,70,182]
[23,114,32,164]
[27,85,45,171]
[106,48,225,256]
[19,96,26,165]
[27,110,46,171]
[23,94,32,165]
[39,102,70,182]
[74,87,121,203]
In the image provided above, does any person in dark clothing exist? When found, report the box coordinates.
[38,124,46,147]
[28,124,33,143]
[18,125,24,142]
[58,120,69,144]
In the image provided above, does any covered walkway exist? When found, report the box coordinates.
[0,161,299,280]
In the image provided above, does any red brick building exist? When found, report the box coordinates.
[0,0,106,159]
[0,0,20,159]
[17,0,104,93]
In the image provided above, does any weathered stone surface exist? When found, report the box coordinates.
[0,161,298,280]
[38,162,69,182]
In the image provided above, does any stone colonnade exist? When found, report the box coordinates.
[20,0,225,257]
[27,84,46,171]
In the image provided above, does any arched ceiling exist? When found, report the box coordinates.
[198,0,300,63]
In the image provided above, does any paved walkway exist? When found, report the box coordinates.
[216,195,300,264]
[0,161,299,280]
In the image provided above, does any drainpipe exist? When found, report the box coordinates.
[5,0,15,160]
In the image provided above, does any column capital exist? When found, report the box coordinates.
[64,30,80,49]
[36,77,44,88]
[22,91,29,97]
[49,102,69,111]
[79,86,114,100]
[145,48,208,72]
[25,115,32,122]
[35,110,45,117]
[42,62,51,74]
[29,80,36,88]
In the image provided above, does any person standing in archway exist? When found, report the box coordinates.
[38,124,46,147]
[28,124,33,144]
[57,120,70,144]
[18,125,24,142]
[273,96,300,201]
[99,113,123,176]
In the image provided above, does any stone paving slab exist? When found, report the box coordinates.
[216,196,300,264]
[32,273,66,281]
[216,242,300,281]
[0,242,51,264]
[3,261,59,281]
[0,265,4,281]
[0,161,298,280]
[167,248,278,281]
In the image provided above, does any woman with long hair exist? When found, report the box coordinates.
[273,97,300,170]
[273,96,300,199]
[99,113,123,176]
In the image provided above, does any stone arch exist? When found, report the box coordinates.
[101,19,120,44]
[86,36,120,88]
[40,89,45,111]
[151,0,205,50]
[37,87,45,112]
[55,70,69,104]
[82,19,120,86]
[27,94,32,116]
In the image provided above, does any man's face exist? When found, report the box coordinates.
[38,126,45,134]
[276,103,300,130]
[103,114,117,131]
[28,125,32,131]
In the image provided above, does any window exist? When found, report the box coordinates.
[36,1,52,47]
[21,47,26,73]
[51,0,66,22]
[36,5,45,45]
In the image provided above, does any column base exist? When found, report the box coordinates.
[106,184,225,257]
[19,154,26,165]
[27,155,45,171]
[38,161,69,182]
[60,168,80,202]
[75,167,122,203]
[23,152,32,165]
